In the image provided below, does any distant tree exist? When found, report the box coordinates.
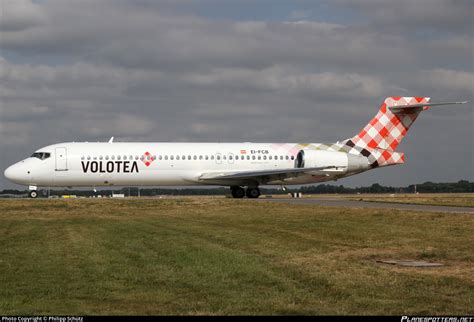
[1,180,473,197]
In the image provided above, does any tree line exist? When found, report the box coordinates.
[0,180,472,197]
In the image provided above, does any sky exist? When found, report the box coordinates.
[0,0,473,189]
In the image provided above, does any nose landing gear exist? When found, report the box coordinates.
[28,185,38,198]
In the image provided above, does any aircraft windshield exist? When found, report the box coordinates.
[31,152,51,160]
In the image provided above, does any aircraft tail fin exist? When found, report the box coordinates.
[344,97,467,168]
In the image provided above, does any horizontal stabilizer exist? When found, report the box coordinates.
[389,101,467,113]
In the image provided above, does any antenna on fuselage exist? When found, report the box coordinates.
[108,137,114,143]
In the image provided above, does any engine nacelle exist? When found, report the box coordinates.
[295,149,368,173]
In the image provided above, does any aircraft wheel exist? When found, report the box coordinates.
[29,190,38,198]
[231,186,245,199]
[246,187,260,199]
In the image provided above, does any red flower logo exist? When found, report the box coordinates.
[141,151,154,167]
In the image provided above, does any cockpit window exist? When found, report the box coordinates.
[31,152,51,160]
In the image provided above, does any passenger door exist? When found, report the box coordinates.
[55,147,68,171]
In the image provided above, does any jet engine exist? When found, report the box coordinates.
[295,149,368,173]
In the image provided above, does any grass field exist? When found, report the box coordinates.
[340,193,474,207]
[258,193,474,208]
[0,198,473,315]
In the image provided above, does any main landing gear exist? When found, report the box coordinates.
[230,186,261,199]
[231,186,245,198]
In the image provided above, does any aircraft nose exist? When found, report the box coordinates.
[4,164,26,183]
[4,165,16,181]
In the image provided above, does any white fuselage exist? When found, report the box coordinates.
[4,142,366,188]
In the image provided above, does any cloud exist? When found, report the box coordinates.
[334,0,473,35]
[85,114,156,136]
[0,121,34,146]
[0,2,413,71]
[288,9,312,21]
[0,0,46,32]
[419,69,474,93]
[184,66,402,98]
[0,104,50,120]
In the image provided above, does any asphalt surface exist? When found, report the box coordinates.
[254,198,474,214]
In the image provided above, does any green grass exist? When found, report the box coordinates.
[342,193,474,207]
[0,198,473,315]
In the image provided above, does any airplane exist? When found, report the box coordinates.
[3,96,468,198]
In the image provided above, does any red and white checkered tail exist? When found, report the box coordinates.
[346,96,430,167]
[350,96,431,151]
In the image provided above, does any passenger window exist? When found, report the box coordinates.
[286,156,289,160]
[223,155,226,160]
[229,155,232,160]
[280,156,284,160]
[123,156,127,160]
[205,155,209,160]
[199,155,203,160]
[252,155,256,160]
[105,156,109,160]
[170,156,174,160]
[211,155,214,160]
[241,155,244,160]
[93,156,97,160]
[111,155,115,160]
[159,156,163,160]
[217,155,220,160]
[81,156,85,160]
[188,155,192,160]
[99,156,103,160]
[117,156,121,160]
[176,156,180,160]
[165,156,168,160]
[87,156,91,160]
[193,155,197,160]
[291,156,295,160]
[258,156,261,160]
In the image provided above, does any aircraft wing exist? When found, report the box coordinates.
[198,166,341,184]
